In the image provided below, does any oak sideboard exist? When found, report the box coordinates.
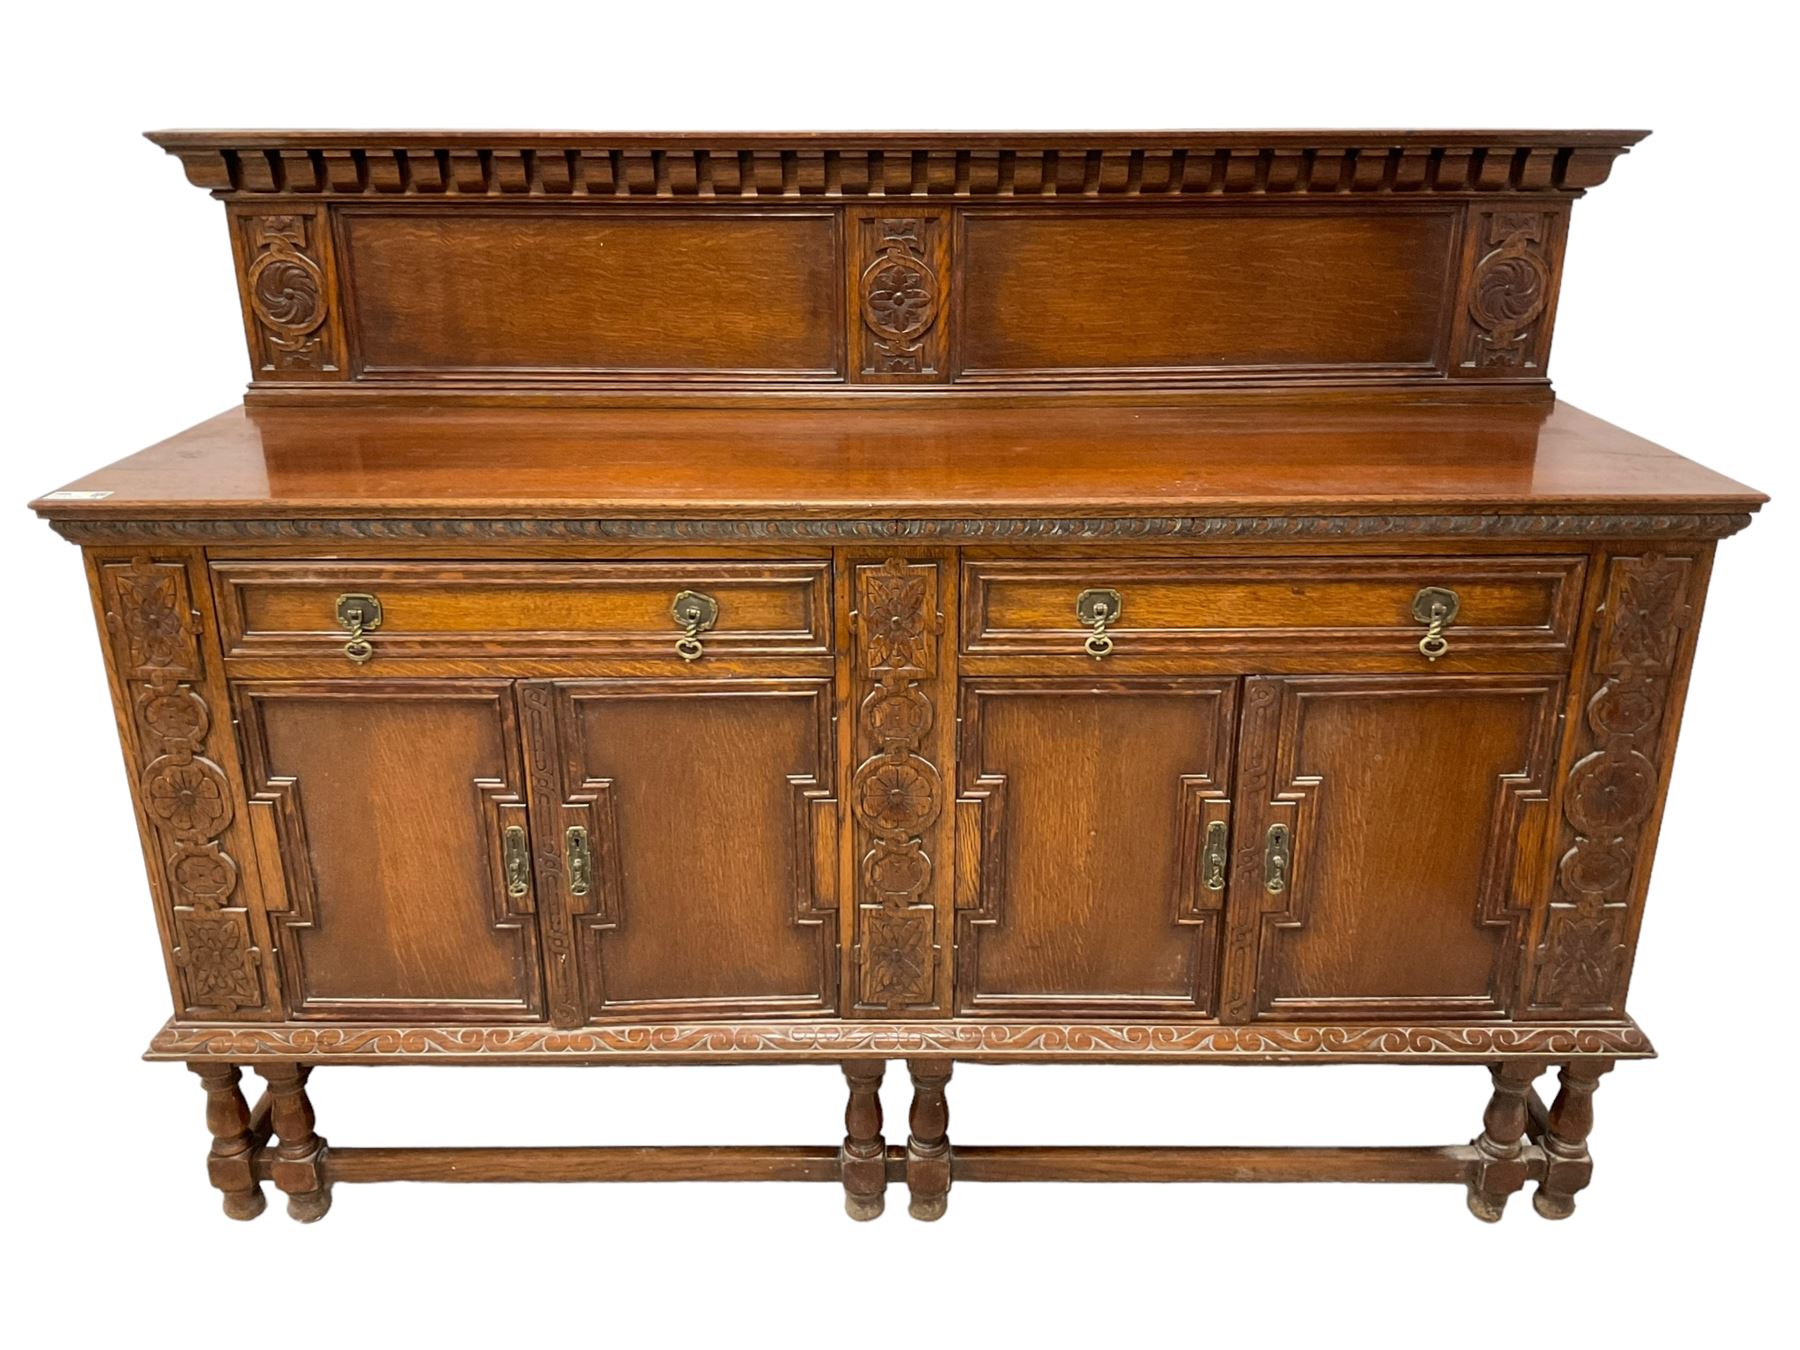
[32,129,1765,1224]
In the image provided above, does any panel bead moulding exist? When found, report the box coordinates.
[151,131,1647,199]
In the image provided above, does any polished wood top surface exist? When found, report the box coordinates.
[33,400,1765,522]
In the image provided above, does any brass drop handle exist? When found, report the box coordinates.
[671,589,719,662]
[1413,586,1460,662]
[335,592,383,665]
[1263,823,1291,895]
[565,824,592,899]
[1077,588,1122,660]
[502,824,531,900]
[1202,820,1229,892]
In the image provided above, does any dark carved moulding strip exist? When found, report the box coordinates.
[46,513,1754,547]
[148,1018,1653,1063]
[149,133,1645,200]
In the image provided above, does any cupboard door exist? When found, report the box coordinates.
[1220,675,1561,1022]
[954,679,1238,1017]
[531,679,838,1020]
[235,680,543,1020]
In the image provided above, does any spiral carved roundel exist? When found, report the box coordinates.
[248,250,327,338]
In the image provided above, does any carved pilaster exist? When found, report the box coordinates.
[1453,206,1567,375]
[850,556,951,1011]
[1531,554,1698,1013]
[97,553,270,1017]
[230,207,343,377]
[851,211,949,380]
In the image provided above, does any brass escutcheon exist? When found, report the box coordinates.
[1077,588,1122,660]
[1412,586,1460,662]
[335,592,382,665]
[671,590,719,662]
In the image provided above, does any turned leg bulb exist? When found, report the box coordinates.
[1533,1061,1612,1220]
[190,1062,267,1220]
[1465,1059,1544,1223]
[256,1063,332,1223]
[905,1059,953,1222]
[840,1060,888,1221]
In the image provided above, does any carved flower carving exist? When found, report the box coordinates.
[115,573,189,670]
[1537,909,1618,1007]
[857,760,939,833]
[864,259,935,339]
[177,915,259,1006]
[861,565,930,670]
[863,910,930,1002]
[145,759,230,836]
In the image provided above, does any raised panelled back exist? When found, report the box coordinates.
[234,680,543,1020]
[146,132,1637,403]
[955,209,1456,376]
[955,679,1237,1017]
[340,209,843,379]
[546,679,838,1019]
[1221,675,1561,1021]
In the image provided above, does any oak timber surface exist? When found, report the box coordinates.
[33,401,1763,522]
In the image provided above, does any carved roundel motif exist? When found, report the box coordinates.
[1565,749,1656,836]
[863,838,932,902]
[138,686,210,744]
[1587,680,1661,738]
[169,844,239,904]
[863,683,932,743]
[861,256,937,340]
[142,755,233,837]
[247,249,327,337]
[1469,250,1548,332]
[853,754,942,833]
[1558,840,1632,900]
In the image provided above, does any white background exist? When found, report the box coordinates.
[4,3,1795,1344]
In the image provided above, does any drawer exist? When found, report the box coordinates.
[960,556,1587,660]
[213,560,832,660]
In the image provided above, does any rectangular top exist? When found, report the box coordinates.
[32,400,1765,526]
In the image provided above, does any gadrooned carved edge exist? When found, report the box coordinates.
[148,1018,1653,1062]
[47,513,1756,546]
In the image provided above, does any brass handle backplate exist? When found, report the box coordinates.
[1412,586,1460,662]
[1263,823,1291,895]
[1076,588,1122,660]
[335,592,383,665]
[503,824,531,900]
[565,824,592,898]
[672,590,720,662]
[1202,820,1228,892]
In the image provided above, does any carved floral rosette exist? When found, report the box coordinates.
[1463,211,1555,369]
[857,216,945,376]
[101,556,263,1013]
[1533,554,1694,1011]
[851,558,943,1008]
[240,213,333,372]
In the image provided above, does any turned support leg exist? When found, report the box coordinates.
[1466,1060,1545,1222]
[840,1060,888,1221]
[904,1058,952,1221]
[189,1062,267,1220]
[1533,1060,1613,1220]
[256,1064,331,1222]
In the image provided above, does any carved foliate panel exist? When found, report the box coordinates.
[851,557,950,1010]
[851,212,949,380]
[230,207,343,377]
[1530,554,1698,1013]
[1453,207,1566,374]
[97,555,267,1016]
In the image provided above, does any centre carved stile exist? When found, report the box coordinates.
[852,558,944,1009]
